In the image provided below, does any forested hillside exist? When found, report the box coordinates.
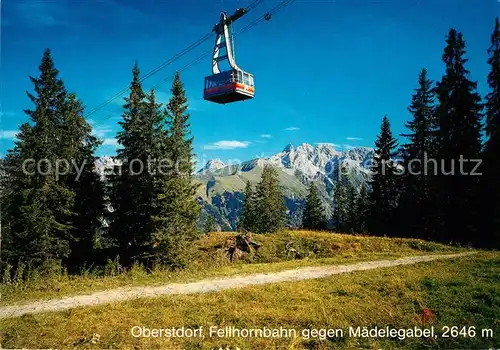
[1,19,500,279]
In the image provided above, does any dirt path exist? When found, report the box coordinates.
[0,252,474,319]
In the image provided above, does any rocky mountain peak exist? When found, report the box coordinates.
[200,159,226,172]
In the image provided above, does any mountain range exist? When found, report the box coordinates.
[193,143,374,230]
[95,143,375,231]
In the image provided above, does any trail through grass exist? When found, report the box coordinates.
[1,252,497,349]
[1,230,460,306]
[0,252,472,319]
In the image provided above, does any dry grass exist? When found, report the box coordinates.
[1,252,498,349]
[0,230,460,307]
[1,230,460,307]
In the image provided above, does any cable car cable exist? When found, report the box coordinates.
[90,0,294,126]
[85,32,213,118]
[85,0,265,119]
[152,0,295,98]
[95,0,294,124]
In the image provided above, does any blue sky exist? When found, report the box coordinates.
[1,0,498,168]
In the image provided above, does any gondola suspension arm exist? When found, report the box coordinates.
[211,8,248,74]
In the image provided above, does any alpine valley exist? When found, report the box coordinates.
[96,143,374,231]
[193,143,374,230]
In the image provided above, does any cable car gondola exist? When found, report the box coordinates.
[204,9,255,104]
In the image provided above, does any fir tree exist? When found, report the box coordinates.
[344,180,358,233]
[354,182,370,233]
[61,94,105,269]
[151,72,200,268]
[482,18,500,248]
[3,50,106,269]
[435,29,483,244]
[333,177,359,233]
[399,69,438,240]
[255,164,286,233]
[368,115,400,236]
[333,180,347,232]
[2,49,75,266]
[108,63,153,262]
[203,215,218,233]
[240,180,257,232]
[302,181,327,230]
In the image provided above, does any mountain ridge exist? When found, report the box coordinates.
[93,143,374,231]
[193,142,374,230]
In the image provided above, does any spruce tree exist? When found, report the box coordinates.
[435,29,483,244]
[368,115,400,236]
[399,69,438,240]
[240,180,257,232]
[61,94,105,269]
[151,72,200,268]
[302,181,327,230]
[344,180,358,233]
[333,180,347,232]
[482,18,500,248]
[333,177,359,233]
[203,215,218,233]
[255,164,286,233]
[2,49,75,266]
[108,63,152,262]
[3,50,106,269]
[354,182,370,233]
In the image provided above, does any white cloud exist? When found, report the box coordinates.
[285,127,300,131]
[102,138,119,147]
[93,127,113,138]
[260,134,272,139]
[0,130,18,140]
[203,140,250,150]
[346,137,363,141]
[88,118,115,138]
[315,142,340,148]
[342,144,355,149]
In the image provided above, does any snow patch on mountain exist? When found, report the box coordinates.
[92,143,376,231]
[268,143,344,178]
[198,159,226,174]
[95,143,375,184]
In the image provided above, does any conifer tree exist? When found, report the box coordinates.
[399,69,438,240]
[2,49,75,266]
[240,180,257,232]
[2,50,107,269]
[61,94,105,269]
[344,180,358,232]
[302,181,327,230]
[482,18,500,248]
[435,29,483,244]
[354,182,370,233]
[333,177,359,233]
[151,72,200,267]
[108,63,155,261]
[333,180,347,232]
[255,164,286,233]
[368,115,400,236]
[203,215,218,233]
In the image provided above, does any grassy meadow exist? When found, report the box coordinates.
[1,230,460,306]
[2,231,497,349]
